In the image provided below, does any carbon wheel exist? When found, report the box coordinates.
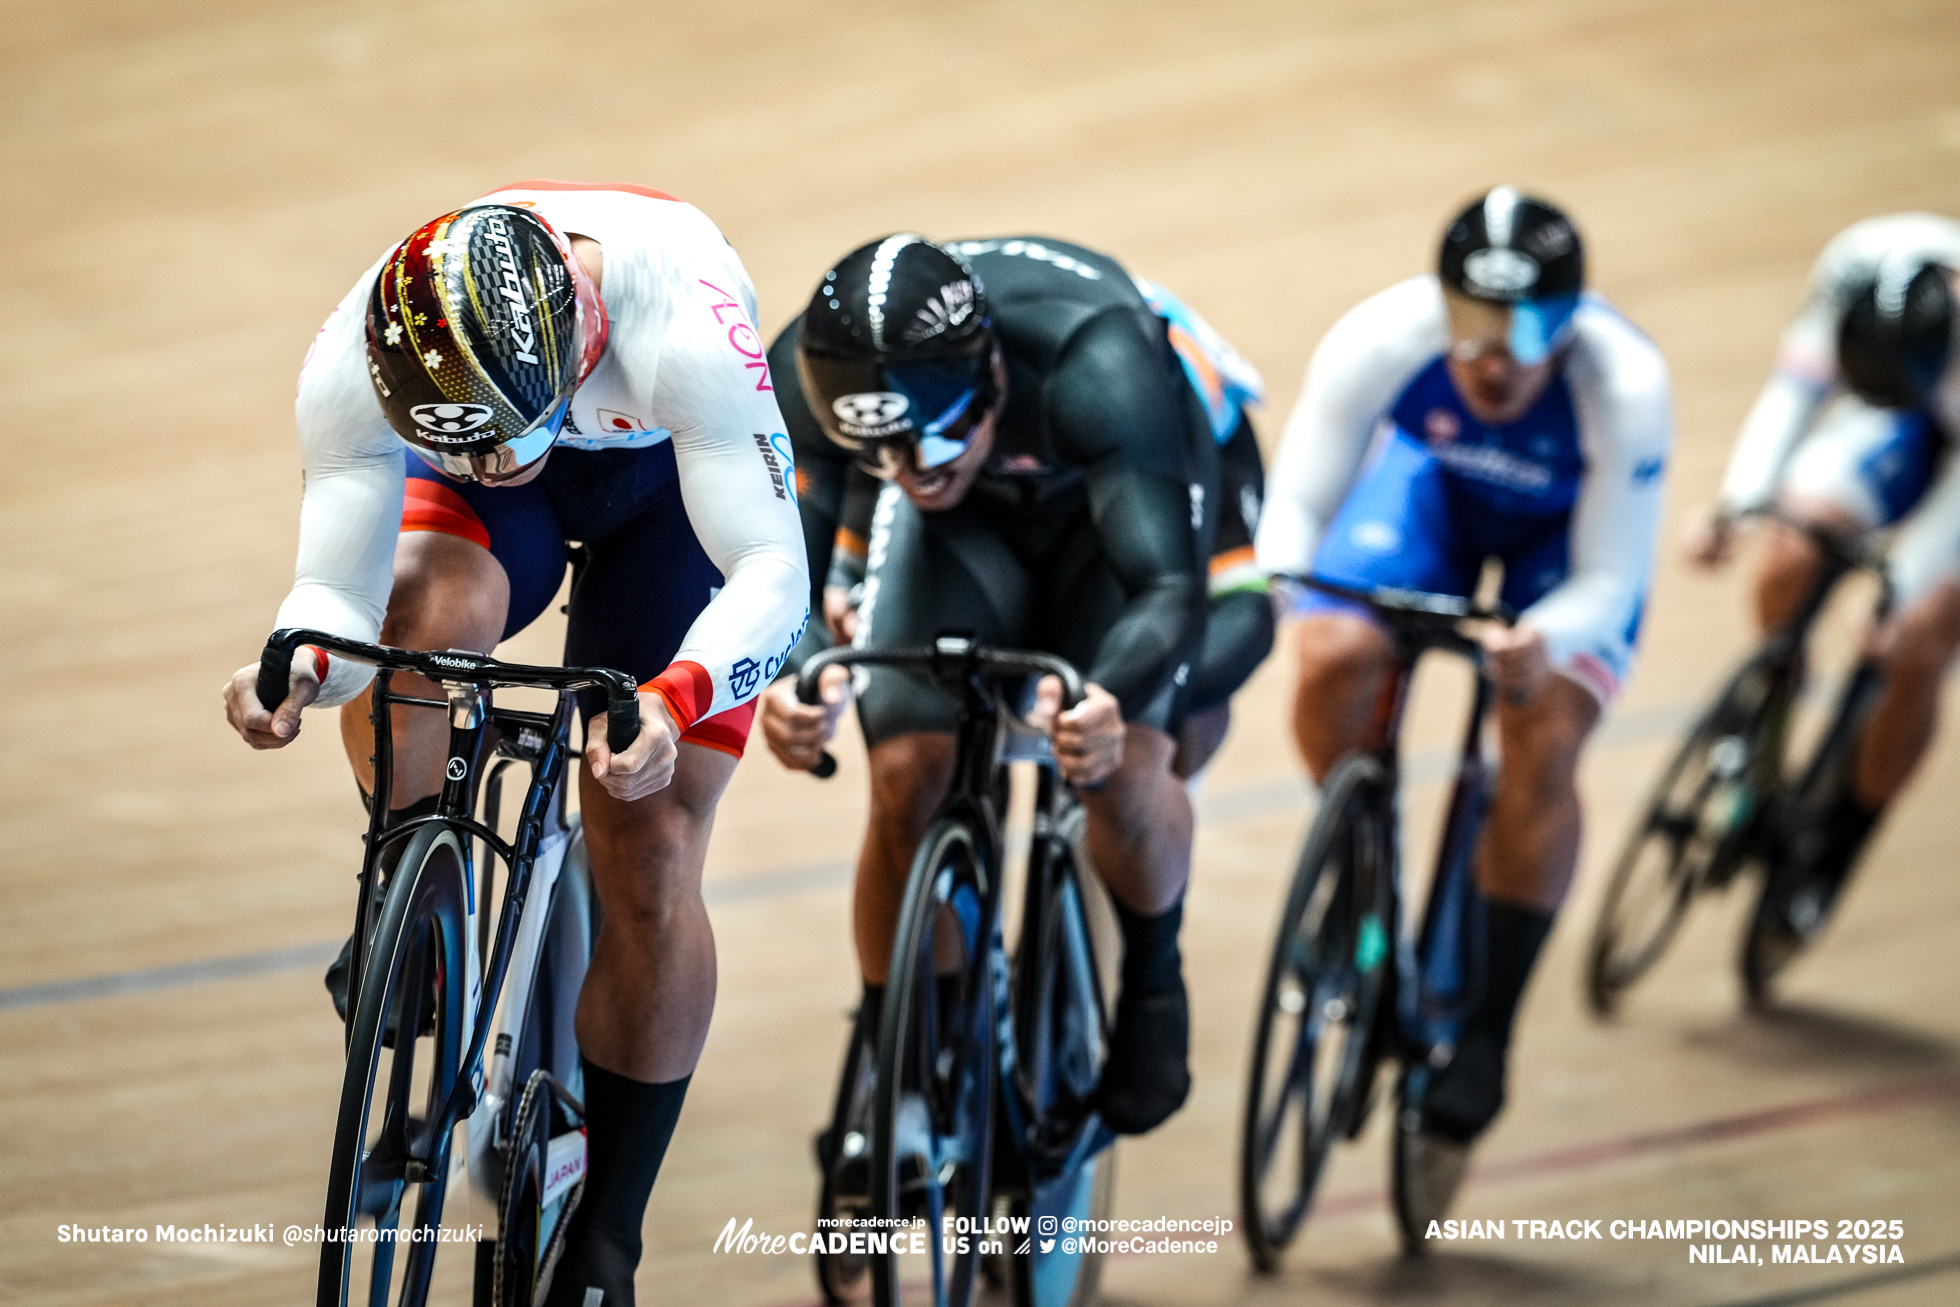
[1586,653,1787,1015]
[1008,807,1120,1307]
[1239,756,1393,1272]
[317,824,471,1307]
[815,1005,878,1304]
[871,818,996,1307]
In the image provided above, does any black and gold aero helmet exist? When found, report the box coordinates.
[365,204,588,481]
[796,234,997,477]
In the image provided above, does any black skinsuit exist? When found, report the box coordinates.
[774,236,1216,741]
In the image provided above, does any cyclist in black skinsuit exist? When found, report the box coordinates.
[815,410,1273,779]
[760,233,1254,1134]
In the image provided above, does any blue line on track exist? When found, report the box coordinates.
[0,701,1698,1014]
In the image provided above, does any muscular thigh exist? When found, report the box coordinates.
[853,488,1032,747]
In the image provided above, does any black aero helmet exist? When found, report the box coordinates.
[1838,259,1955,410]
[365,204,590,480]
[796,234,996,475]
[1439,187,1585,364]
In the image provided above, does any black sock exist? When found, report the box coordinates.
[1425,900,1553,1142]
[1804,787,1881,891]
[1469,900,1555,1050]
[570,1062,690,1263]
[1113,897,1185,1000]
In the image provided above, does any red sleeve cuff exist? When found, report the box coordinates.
[643,660,714,731]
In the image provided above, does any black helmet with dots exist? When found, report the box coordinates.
[1838,258,1955,410]
[1439,187,1586,364]
[796,234,998,476]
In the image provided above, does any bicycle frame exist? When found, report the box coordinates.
[1295,581,1508,1063]
[260,628,637,1182]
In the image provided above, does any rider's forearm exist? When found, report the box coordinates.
[276,459,403,708]
[1716,371,1828,515]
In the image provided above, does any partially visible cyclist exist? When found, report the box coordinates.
[760,234,1246,1140]
[219,181,809,1307]
[1685,213,1960,966]
[1255,188,1671,1225]
[812,276,1275,782]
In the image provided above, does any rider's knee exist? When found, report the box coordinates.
[1878,581,1960,682]
[1288,613,1391,691]
[1496,672,1599,788]
[866,733,955,830]
[379,532,509,652]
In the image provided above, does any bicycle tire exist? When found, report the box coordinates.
[871,817,996,1307]
[814,1003,878,1304]
[1008,810,1119,1307]
[1586,649,1788,1015]
[318,823,472,1307]
[1740,660,1883,1006]
[1239,755,1393,1272]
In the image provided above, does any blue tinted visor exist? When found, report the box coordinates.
[886,359,984,467]
[1509,294,1580,366]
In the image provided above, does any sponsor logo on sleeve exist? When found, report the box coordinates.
[752,432,792,501]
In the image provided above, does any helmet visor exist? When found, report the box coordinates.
[405,399,567,482]
[800,338,995,475]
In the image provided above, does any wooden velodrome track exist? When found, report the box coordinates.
[6,0,1960,1303]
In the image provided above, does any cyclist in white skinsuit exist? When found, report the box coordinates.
[1256,188,1671,1234]
[1688,213,1960,962]
[220,181,808,1307]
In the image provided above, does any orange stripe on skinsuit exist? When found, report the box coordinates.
[645,660,715,731]
[1209,545,1256,577]
[681,700,756,758]
[401,479,491,551]
[1167,323,1224,409]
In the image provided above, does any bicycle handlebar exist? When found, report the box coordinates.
[1290,576,1518,629]
[255,627,643,755]
[792,637,1088,779]
[1742,505,1889,575]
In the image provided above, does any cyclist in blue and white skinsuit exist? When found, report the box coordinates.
[1687,214,1960,970]
[1256,188,1671,1231]
[220,181,809,1306]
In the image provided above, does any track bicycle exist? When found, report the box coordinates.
[256,627,638,1307]
[1239,578,1516,1266]
[797,635,1121,1307]
[1584,508,1894,1013]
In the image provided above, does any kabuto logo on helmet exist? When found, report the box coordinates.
[1462,247,1541,298]
[481,215,540,365]
[410,402,496,437]
[832,392,913,440]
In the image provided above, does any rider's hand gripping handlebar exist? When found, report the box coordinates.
[254,627,643,755]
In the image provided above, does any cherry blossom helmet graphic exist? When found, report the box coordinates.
[364,204,604,482]
[795,234,999,478]
[1439,186,1586,366]
[1837,258,1955,410]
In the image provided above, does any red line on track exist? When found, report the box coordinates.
[1313,1069,1960,1217]
[749,1072,1960,1305]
